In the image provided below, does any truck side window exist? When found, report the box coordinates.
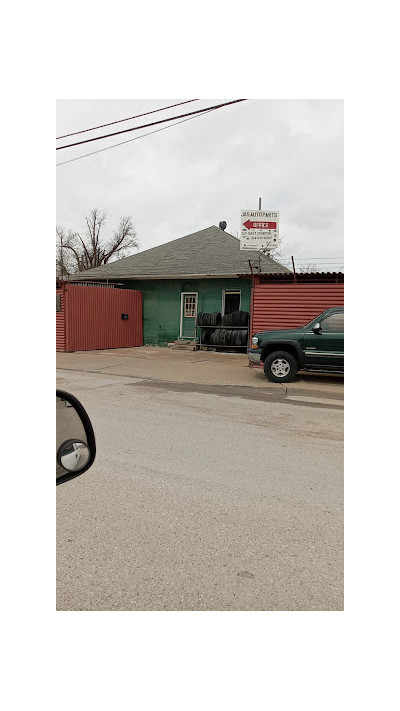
[321,313,344,332]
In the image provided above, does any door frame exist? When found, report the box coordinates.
[222,289,241,316]
[179,291,198,339]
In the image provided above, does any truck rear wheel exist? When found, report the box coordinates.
[263,350,298,383]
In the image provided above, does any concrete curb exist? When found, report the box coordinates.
[125,377,344,409]
[286,385,344,401]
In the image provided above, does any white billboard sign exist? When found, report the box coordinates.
[240,209,279,250]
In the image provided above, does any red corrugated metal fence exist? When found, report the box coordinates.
[56,288,65,351]
[56,284,143,351]
[251,283,344,334]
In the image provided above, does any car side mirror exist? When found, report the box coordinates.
[312,322,322,333]
[56,390,96,484]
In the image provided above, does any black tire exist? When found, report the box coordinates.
[202,330,211,345]
[197,312,204,326]
[219,329,227,345]
[241,311,249,326]
[263,350,298,383]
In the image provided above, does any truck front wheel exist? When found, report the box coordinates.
[263,350,298,383]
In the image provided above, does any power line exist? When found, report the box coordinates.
[56,99,199,140]
[56,99,247,150]
[56,107,220,167]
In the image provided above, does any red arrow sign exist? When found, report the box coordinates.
[243,220,277,230]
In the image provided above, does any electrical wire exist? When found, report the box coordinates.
[56,107,220,167]
[56,99,247,150]
[279,263,343,265]
[56,100,199,140]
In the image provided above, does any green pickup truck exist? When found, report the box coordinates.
[248,307,344,382]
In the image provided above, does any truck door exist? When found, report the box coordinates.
[303,311,344,369]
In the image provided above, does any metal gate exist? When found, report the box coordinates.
[56,283,143,352]
[251,283,344,334]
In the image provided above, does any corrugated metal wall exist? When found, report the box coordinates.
[56,288,66,351]
[56,284,143,351]
[251,283,344,333]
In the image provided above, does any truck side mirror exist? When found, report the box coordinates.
[312,322,322,333]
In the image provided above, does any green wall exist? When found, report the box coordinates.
[122,278,251,345]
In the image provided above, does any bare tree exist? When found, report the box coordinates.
[56,226,79,279]
[297,263,318,273]
[56,208,139,278]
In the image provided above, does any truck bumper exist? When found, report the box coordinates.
[247,349,261,366]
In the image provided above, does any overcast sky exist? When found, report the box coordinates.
[56,99,343,271]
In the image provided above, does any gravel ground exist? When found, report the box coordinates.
[56,369,343,611]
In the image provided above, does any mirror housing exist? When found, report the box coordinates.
[56,390,96,484]
[312,322,322,333]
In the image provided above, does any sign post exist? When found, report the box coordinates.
[240,209,279,251]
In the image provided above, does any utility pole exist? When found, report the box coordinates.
[291,255,297,283]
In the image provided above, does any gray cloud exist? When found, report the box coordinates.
[57,99,343,268]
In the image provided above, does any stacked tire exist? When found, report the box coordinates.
[208,328,248,347]
[197,312,221,326]
[198,311,249,349]
[221,311,249,327]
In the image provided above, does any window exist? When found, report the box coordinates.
[56,294,61,312]
[223,290,241,315]
[184,295,196,318]
[321,312,344,332]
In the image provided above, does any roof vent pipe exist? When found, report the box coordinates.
[219,221,227,231]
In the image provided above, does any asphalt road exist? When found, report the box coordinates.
[56,369,343,611]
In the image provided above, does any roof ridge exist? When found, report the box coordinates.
[103,225,232,266]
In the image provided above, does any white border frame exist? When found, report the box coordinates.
[179,291,198,339]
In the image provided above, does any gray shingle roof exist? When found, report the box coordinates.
[71,225,290,280]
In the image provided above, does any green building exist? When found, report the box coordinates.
[73,225,289,345]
